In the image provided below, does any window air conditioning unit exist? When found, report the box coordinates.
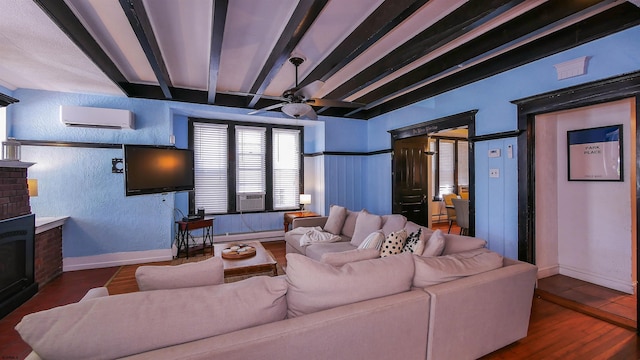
[60,105,135,129]
[237,192,265,212]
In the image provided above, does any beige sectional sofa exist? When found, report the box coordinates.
[16,208,537,360]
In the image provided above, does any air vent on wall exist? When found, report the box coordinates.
[60,105,135,129]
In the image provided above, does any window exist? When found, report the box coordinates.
[273,128,300,210]
[236,126,266,194]
[193,122,228,213]
[430,137,469,198]
[190,120,302,214]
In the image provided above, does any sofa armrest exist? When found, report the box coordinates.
[292,216,328,229]
[422,259,537,360]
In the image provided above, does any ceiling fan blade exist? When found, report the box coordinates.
[294,80,324,99]
[248,103,285,115]
[307,98,365,108]
[219,91,284,102]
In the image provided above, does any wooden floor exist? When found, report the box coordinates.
[2,239,639,359]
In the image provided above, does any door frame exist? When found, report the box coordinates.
[389,110,477,235]
[512,70,640,334]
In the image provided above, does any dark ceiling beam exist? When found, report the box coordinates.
[33,0,129,94]
[360,2,640,119]
[208,0,228,104]
[0,93,19,108]
[246,0,329,108]
[324,0,525,102]
[354,0,608,108]
[296,0,430,91]
[119,0,173,99]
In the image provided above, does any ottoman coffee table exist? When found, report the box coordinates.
[214,240,278,282]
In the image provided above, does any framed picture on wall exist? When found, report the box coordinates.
[567,124,623,181]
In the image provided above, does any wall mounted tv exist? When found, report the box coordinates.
[123,145,195,196]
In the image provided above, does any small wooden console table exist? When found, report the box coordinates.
[284,211,319,232]
[174,218,214,259]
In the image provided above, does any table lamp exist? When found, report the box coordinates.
[300,194,311,212]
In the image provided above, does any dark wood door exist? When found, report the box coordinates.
[393,135,430,226]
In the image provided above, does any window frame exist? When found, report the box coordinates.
[188,118,304,215]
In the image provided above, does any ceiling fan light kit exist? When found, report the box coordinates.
[282,102,312,118]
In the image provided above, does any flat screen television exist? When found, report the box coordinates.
[123,145,195,196]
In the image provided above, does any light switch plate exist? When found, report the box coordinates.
[488,149,501,158]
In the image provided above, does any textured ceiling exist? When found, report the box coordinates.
[1,0,639,119]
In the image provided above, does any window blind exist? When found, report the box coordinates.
[193,122,228,213]
[457,140,469,186]
[273,128,300,209]
[236,126,266,194]
[438,140,455,195]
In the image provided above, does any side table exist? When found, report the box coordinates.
[174,218,214,258]
[284,211,319,232]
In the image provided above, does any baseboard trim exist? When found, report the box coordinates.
[63,249,173,272]
[63,231,285,272]
[559,265,634,294]
[537,265,559,279]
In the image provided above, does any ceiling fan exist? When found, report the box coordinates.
[243,57,365,120]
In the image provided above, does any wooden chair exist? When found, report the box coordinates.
[442,193,459,233]
[452,198,469,235]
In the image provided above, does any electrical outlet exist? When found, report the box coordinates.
[489,168,500,178]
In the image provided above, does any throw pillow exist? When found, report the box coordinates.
[412,248,504,287]
[357,230,385,250]
[285,252,414,317]
[340,210,359,238]
[380,229,408,257]
[350,210,383,247]
[441,233,487,255]
[320,248,380,267]
[135,256,224,291]
[16,276,288,360]
[323,205,347,235]
[401,228,423,253]
[381,214,407,236]
[422,229,446,257]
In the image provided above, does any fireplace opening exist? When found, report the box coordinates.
[0,213,36,319]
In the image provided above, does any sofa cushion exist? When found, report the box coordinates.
[135,257,224,291]
[412,248,504,288]
[350,210,383,247]
[341,210,359,237]
[380,229,408,257]
[441,233,487,255]
[401,228,424,254]
[304,241,357,261]
[286,252,414,317]
[324,205,347,235]
[381,214,407,236]
[422,229,446,257]
[16,276,288,360]
[357,230,385,250]
[320,248,381,267]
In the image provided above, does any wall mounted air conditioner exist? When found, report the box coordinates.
[237,192,265,212]
[60,105,135,129]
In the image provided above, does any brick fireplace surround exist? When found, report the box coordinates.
[0,165,63,288]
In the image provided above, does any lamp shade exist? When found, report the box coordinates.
[27,179,38,197]
[299,194,311,205]
[282,103,312,118]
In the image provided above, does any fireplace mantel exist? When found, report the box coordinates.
[0,160,34,168]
